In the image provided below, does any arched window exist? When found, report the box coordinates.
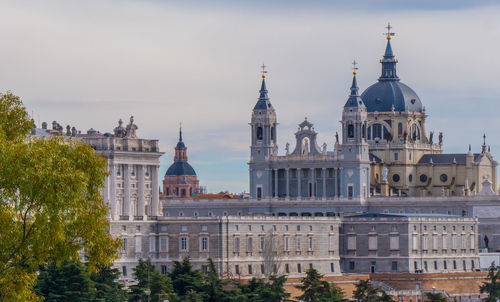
[270,126,275,141]
[348,124,354,138]
[362,124,366,138]
[398,123,403,136]
[256,126,263,140]
[410,123,421,142]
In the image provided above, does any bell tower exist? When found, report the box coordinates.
[249,65,278,199]
[342,61,368,149]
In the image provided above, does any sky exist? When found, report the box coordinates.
[1,0,500,193]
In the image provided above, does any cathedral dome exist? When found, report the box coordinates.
[165,161,197,176]
[361,81,422,113]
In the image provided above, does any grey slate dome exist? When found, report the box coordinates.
[165,161,197,176]
[361,81,422,113]
[361,36,423,113]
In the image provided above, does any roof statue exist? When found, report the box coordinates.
[125,116,138,138]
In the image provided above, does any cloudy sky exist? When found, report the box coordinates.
[1,0,500,193]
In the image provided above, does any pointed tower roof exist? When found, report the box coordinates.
[166,124,196,177]
[253,66,274,110]
[344,61,366,108]
[176,124,186,149]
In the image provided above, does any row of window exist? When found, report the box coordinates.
[413,225,474,232]
[234,262,335,275]
[234,224,332,232]
[121,236,210,253]
[115,165,152,178]
[391,173,450,184]
[412,234,475,250]
[232,235,334,253]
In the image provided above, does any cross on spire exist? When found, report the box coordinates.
[384,22,395,40]
[352,60,358,75]
[260,63,267,78]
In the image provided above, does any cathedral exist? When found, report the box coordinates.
[249,26,497,199]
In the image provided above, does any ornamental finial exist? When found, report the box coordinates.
[384,22,395,40]
[352,60,358,75]
[261,63,267,78]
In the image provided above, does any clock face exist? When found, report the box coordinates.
[440,174,448,182]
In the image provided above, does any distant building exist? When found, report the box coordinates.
[162,127,199,199]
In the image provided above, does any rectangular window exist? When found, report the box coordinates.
[308,237,313,251]
[201,265,208,274]
[472,260,475,269]
[414,261,418,271]
[235,265,240,275]
[260,236,264,251]
[348,185,354,199]
[135,236,142,253]
[272,236,277,250]
[443,261,447,270]
[180,237,188,251]
[390,236,399,250]
[160,236,168,252]
[391,261,398,271]
[442,235,448,249]
[247,237,253,252]
[433,235,438,250]
[285,236,290,251]
[452,235,457,249]
[424,261,428,272]
[470,235,475,249]
[248,265,252,275]
[201,237,209,252]
[297,263,302,273]
[161,265,167,275]
[461,235,467,249]
[453,260,457,270]
[422,236,428,250]
[122,238,128,252]
[347,236,356,250]
[349,261,355,270]
[463,260,467,270]
[434,261,438,270]
[122,266,127,276]
[261,264,265,274]
[330,263,335,272]
[394,152,399,161]
[149,236,156,252]
[296,236,301,251]
[412,235,418,250]
[368,235,378,250]
[234,237,240,253]
[285,264,290,274]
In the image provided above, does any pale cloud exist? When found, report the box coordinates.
[1,0,499,192]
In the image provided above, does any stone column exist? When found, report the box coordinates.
[297,168,301,199]
[322,168,326,200]
[338,168,343,198]
[285,168,290,199]
[334,168,339,198]
[109,164,116,220]
[152,165,159,217]
[123,164,130,218]
[274,169,278,199]
[137,165,145,218]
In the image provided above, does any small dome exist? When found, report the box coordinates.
[361,81,422,113]
[165,161,197,177]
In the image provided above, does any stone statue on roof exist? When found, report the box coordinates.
[126,116,138,138]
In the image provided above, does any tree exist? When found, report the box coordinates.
[481,263,500,302]
[129,258,176,302]
[296,268,345,302]
[90,265,128,302]
[424,292,447,302]
[203,258,227,302]
[353,280,381,302]
[169,257,205,300]
[263,229,282,281]
[238,275,290,302]
[0,92,121,300]
[34,261,96,301]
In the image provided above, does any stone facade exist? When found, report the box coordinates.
[340,213,479,274]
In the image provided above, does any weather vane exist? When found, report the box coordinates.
[384,22,395,40]
[352,60,358,75]
[261,63,267,78]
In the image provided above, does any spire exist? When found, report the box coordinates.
[176,123,186,150]
[482,133,487,153]
[253,64,274,110]
[179,122,183,142]
[344,60,365,108]
[379,23,399,81]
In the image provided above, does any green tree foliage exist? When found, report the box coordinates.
[295,268,345,302]
[35,261,96,301]
[0,92,121,300]
[481,263,500,302]
[353,279,393,302]
[238,275,290,302]
[424,292,447,302]
[170,257,206,300]
[90,266,128,302]
[129,258,176,302]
